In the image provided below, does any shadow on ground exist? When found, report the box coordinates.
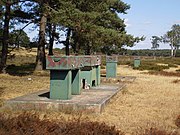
[0,87,5,107]
[0,87,5,96]
[6,63,36,76]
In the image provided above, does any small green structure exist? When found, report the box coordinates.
[46,55,101,100]
[46,56,83,100]
[134,57,141,68]
[106,56,118,78]
[80,56,101,88]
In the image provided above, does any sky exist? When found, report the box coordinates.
[119,0,180,49]
[24,0,180,49]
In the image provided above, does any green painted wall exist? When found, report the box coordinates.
[134,59,141,67]
[71,69,81,95]
[106,62,117,78]
[81,67,92,87]
[96,66,101,85]
[50,70,72,100]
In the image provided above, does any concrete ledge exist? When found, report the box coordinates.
[3,84,125,114]
[101,76,136,83]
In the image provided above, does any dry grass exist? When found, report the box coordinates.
[0,74,49,100]
[0,112,122,135]
[172,79,180,84]
[87,65,180,134]
[148,71,180,77]
[0,53,180,134]
[141,128,179,135]
[175,115,180,128]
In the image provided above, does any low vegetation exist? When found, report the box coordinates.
[0,52,180,134]
[0,87,4,107]
[125,49,180,57]
[172,79,180,83]
[142,128,179,135]
[175,115,180,128]
[117,56,180,72]
[0,112,122,135]
[0,112,179,135]
[148,71,180,77]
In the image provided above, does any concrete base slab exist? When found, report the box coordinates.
[118,76,136,82]
[101,76,136,83]
[3,84,125,114]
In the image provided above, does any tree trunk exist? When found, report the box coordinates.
[174,46,178,57]
[170,45,174,57]
[72,31,79,55]
[35,13,47,71]
[153,49,156,60]
[48,23,56,56]
[65,28,71,56]
[85,41,93,55]
[0,3,10,73]
[85,44,91,55]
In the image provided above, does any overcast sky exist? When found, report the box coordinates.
[120,0,180,49]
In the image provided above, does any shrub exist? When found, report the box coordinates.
[6,63,36,76]
[0,87,4,107]
[167,63,178,68]
[0,112,123,135]
[130,57,180,71]
[134,63,169,71]
[175,114,180,128]
[172,79,180,83]
[142,128,179,135]
[148,71,180,77]
[101,65,105,69]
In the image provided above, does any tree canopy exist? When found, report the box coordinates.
[49,0,143,54]
[0,0,144,72]
[162,24,180,57]
[151,36,161,49]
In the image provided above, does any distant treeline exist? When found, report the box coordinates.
[53,48,180,57]
[120,49,180,57]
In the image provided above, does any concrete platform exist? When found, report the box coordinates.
[118,76,136,82]
[101,76,136,83]
[3,84,125,114]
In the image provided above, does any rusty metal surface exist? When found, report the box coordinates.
[46,56,84,70]
[46,56,101,70]
[80,55,101,67]
[106,55,118,62]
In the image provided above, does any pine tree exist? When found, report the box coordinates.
[49,0,143,55]
[0,0,38,73]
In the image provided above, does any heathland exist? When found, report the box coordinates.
[0,49,180,135]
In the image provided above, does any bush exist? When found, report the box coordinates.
[142,128,179,135]
[134,62,169,71]
[175,114,180,128]
[118,60,132,66]
[148,71,180,77]
[172,79,180,83]
[6,63,36,76]
[101,65,105,69]
[0,87,4,107]
[0,112,123,135]
[131,57,180,71]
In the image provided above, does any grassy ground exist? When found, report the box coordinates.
[99,65,180,134]
[0,51,180,134]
